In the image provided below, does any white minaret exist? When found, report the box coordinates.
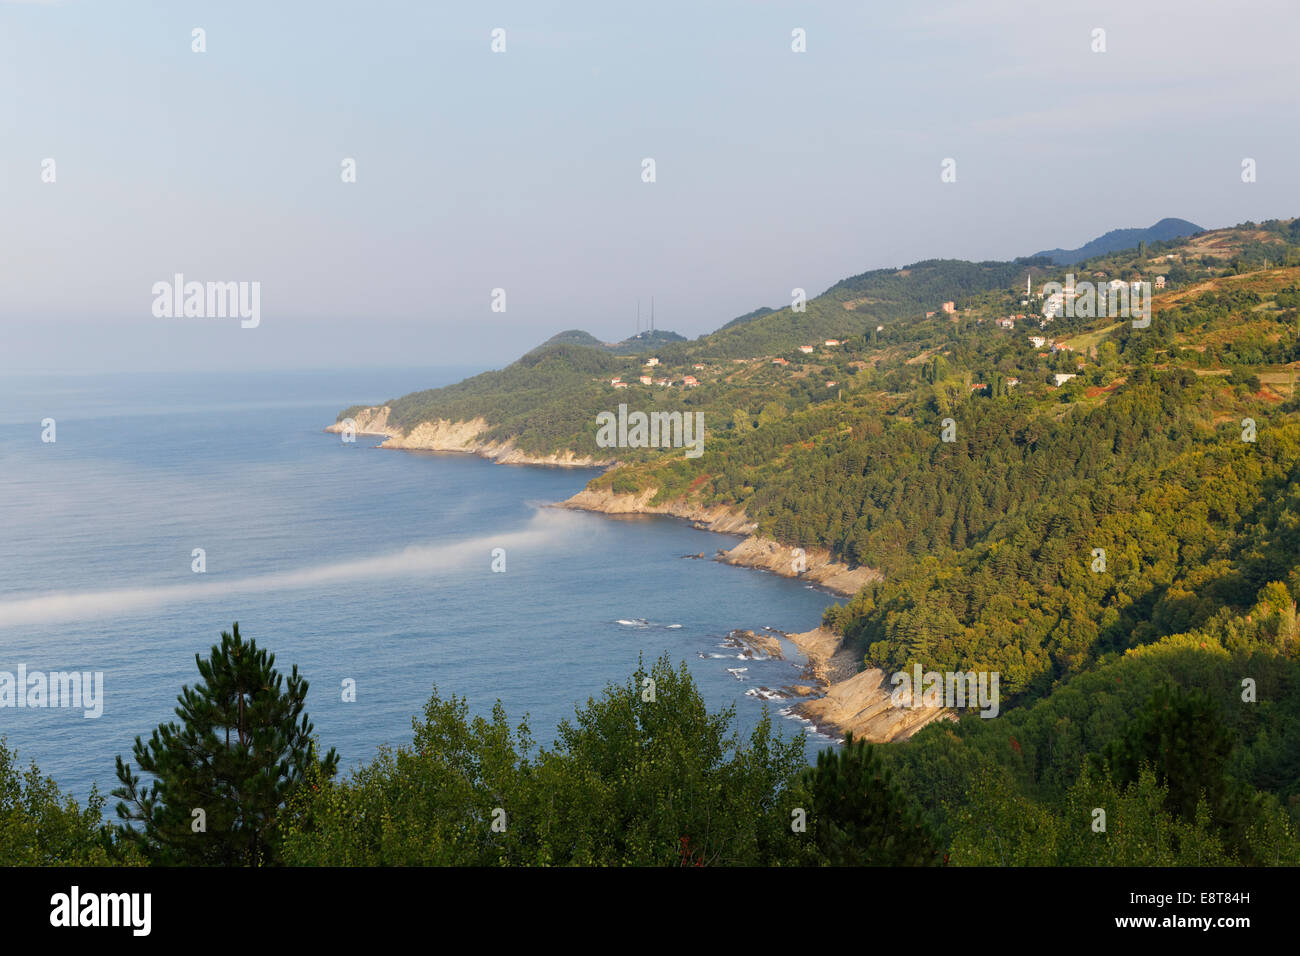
[1026,274,1031,296]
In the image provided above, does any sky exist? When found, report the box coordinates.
[2,0,1298,372]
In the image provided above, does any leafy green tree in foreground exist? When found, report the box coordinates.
[282,690,536,866]
[0,738,140,866]
[948,763,1236,865]
[803,733,941,866]
[532,655,807,866]
[282,654,809,866]
[1102,681,1293,863]
[113,623,338,865]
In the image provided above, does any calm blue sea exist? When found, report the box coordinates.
[0,368,837,804]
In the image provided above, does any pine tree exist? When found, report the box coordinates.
[113,623,338,865]
[1102,683,1267,857]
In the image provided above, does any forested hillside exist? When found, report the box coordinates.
[321,218,1300,863]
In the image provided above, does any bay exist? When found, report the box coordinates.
[0,368,837,803]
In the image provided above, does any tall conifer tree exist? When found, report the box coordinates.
[113,623,337,865]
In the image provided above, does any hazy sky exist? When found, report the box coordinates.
[3,0,1298,372]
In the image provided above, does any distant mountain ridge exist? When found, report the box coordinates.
[1032,217,1203,265]
[540,328,686,354]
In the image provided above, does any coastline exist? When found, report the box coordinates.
[560,487,880,595]
[562,487,950,742]
[324,406,614,468]
[325,416,948,743]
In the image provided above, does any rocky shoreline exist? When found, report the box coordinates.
[560,487,881,596]
[324,406,614,467]
[324,416,944,742]
[783,627,951,742]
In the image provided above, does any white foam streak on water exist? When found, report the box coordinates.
[0,511,575,628]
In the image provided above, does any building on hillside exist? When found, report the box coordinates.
[826,381,838,388]
[693,363,706,370]
[772,357,789,366]
[1029,335,1047,349]
[654,378,671,387]
[1053,373,1077,387]
[639,375,653,385]
[1155,275,1167,289]
[798,345,814,354]
[997,317,1015,329]
[644,357,660,367]
[942,301,956,314]
[925,311,936,318]
[613,381,629,389]
[609,378,623,386]
[682,375,699,387]
[824,339,842,347]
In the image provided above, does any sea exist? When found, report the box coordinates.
[0,368,839,805]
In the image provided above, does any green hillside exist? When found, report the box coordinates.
[329,216,1300,862]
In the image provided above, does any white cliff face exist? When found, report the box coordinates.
[561,487,757,535]
[562,488,880,596]
[786,627,952,742]
[325,407,614,467]
[325,405,398,438]
[792,667,952,743]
